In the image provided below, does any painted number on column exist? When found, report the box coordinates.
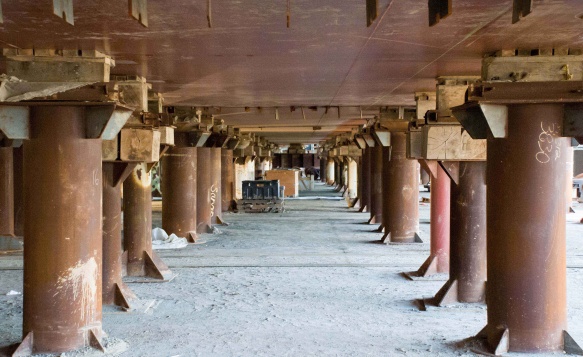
[536,122,561,164]
[93,169,100,186]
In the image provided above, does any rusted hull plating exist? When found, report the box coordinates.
[102,162,136,308]
[0,147,14,236]
[196,147,212,233]
[382,132,419,242]
[123,163,172,279]
[23,107,103,353]
[221,149,234,212]
[161,144,198,240]
[210,148,222,223]
[369,146,383,224]
[433,161,486,305]
[484,104,568,352]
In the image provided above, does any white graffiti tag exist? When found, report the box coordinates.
[209,184,218,217]
[535,122,561,164]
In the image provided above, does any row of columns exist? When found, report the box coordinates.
[334,103,579,354]
[0,108,238,354]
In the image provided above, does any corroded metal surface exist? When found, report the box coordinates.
[210,147,222,223]
[418,163,450,275]
[197,147,212,233]
[23,106,103,353]
[432,161,486,305]
[102,162,136,308]
[369,145,383,224]
[0,147,14,236]
[360,148,371,212]
[326,158,334,185]
[161,138,198,239]
[221,149,234,212]
[485,104,569,352]
[13,146,23,236]
[123,163,172,279]
[382,132,419,242]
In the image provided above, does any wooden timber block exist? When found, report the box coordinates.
[422,125,486,161]
[120,128,161,163]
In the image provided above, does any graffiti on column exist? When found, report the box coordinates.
[536,122,561,164]
[210,184,218,217]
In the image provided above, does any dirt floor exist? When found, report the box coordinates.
[1,183,583,356]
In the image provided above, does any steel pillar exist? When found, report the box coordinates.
[369,145,383,224]
[415,162,450,276]
[0,147,14,236]
[320,158,327,183]
[102,162,137,308]
[381,132,420,243]
[221,149,234,212]
[480,104,572,353]
[430,161,486,306]
[360,147,371,212]
[161,140,198,242]
[196,147,212,233]
[347,159,358,199]
[13,146,23,237]
[21,106,104,353]
[123,163,172,279]
[210,147,223,224]
[326,158,334,185]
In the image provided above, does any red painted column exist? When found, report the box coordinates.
[414,162,450,276]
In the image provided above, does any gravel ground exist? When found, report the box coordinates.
[1,183,582,356]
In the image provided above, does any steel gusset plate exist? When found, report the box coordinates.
[428,0,451,27]
[512,0,533,24]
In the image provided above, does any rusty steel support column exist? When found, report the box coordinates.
[429,161,486,306]
[480,104,571,353]
[123,163,172,280]
[221,149,234,212]
[210,147,223,224]
[161,140,198,242]
[320,156,327,183]
[368,145,383,224]
[359,147,371,212]
[414,162,451,276]
[21,106,104,353]
[0,147,14,236]
[381,132,420,243]
[102,162,137,309]
[196,147,212,233]
[13,146,23,237]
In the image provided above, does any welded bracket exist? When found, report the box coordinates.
[439,161,459,185]
[86,104,133,140]
[428,0,451,27]
[512,0,532,24]
[564,331,583,355]
[0,106,29,140]
[53,0,74,25]
[451,102,508,139]
[129,0,148,27]
[12,332,33,357]
[366,0,378,27]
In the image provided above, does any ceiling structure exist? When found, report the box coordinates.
[1,0,582,144]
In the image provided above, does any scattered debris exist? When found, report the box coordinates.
[152,228,189,250]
